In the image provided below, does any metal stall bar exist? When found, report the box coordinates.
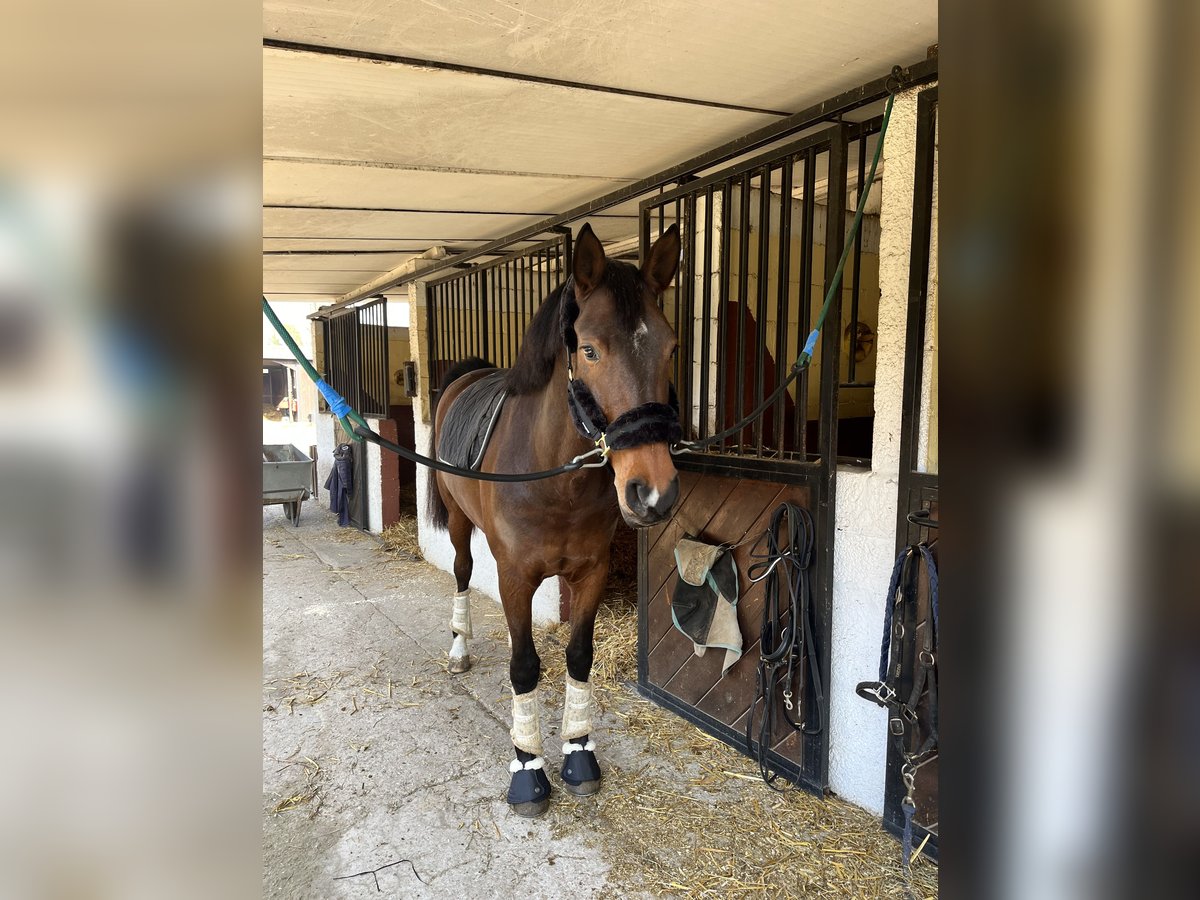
[774,157,794,456]
[716,179,732,454]
[754,164,772,456]
[681,191,696,440]
[699,185,714,441]
[807,123,848,789]
[886,85,939,861]
[735,171,752,452]
[796,147,816,457]
[848,129,868,386]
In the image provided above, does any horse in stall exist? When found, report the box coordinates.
[427,223,682,816]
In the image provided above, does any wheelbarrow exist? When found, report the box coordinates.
[263,444,315,526]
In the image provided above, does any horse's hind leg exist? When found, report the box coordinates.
[560,561,610,796]
[447,505,474,674]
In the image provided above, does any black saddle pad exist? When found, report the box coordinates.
[438,370,509,471]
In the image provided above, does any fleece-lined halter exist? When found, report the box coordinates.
[559,275,683,457]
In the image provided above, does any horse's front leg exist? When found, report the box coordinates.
[560,562,609,796]
[499,566,552,817]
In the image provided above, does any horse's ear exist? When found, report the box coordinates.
[573,223,606,296]
[642,224,681,293]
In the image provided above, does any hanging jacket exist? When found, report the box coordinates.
[324,443,354,527]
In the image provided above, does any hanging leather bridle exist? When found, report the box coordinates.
[744,501,825,790]
[856,523,939,872]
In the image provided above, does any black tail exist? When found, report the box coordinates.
[426,357,494,532]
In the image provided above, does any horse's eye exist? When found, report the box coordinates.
[581,345,599,362]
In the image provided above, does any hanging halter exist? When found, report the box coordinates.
[559,275,683,459]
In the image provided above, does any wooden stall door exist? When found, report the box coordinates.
[638,468,828,793]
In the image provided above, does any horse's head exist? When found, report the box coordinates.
[568,223,682,528]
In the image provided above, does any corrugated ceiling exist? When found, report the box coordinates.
[262,0,936,303]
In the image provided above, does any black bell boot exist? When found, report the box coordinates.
[560,734,602,795]
[507,747,551,817]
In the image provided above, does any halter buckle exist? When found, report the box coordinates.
[594,433,610,458]
[855,680,895,708]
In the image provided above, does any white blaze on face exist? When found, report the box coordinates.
[633,319,648,354]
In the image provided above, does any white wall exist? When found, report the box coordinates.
[827,82,934,814]
[408,280,564,624]
[365,418,384,535]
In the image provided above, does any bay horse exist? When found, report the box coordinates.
[427,222,682,816]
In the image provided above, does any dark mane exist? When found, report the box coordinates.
[504,261,645,396]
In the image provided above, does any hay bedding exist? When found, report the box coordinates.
[380,515,422,560]
[500,528,938,899]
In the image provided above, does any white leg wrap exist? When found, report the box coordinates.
[561,675,594,741]
[510,688,544,756]
[449,634,468,664]
[450,590,472,639]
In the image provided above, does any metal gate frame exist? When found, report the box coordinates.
[425,230,571,411]
[886,85,939,859]
[319,296,390,418]
[635,122,856,794]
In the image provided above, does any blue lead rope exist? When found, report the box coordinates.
[798,329,820,367]
[315,379,354,419]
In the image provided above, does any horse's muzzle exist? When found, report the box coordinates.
[622,476,679,527]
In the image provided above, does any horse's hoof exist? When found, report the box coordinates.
[509,798,550,818]
[561,738,603,796]
[448,655,471,674]
[562,778,601,797]
[508,759,551,814]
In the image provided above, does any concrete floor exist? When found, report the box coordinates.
[263,502,935,900]
[263,502,629,899]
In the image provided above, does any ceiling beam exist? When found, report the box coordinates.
[263,204,639,218]
[264,39,793,117]
[263,155,636,182]
[265,204,551,216]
